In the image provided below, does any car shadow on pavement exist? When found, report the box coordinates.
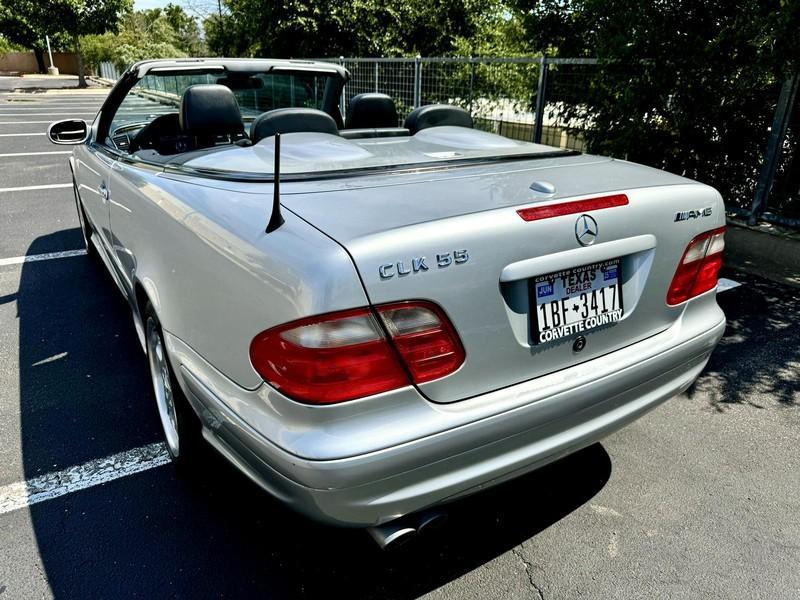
[17,232,611,598]
[16,233,161,479]
[26,443,611,599]
[687,267,800,410]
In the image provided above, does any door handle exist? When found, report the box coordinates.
[98,183,109,202]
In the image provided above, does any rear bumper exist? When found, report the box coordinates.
[168,307,725,527]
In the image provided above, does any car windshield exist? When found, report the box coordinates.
[110,70,333,135]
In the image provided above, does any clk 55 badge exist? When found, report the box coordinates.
[379,250,469,279]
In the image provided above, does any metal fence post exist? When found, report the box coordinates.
[533,56,549,144]
[374,62,379,92]
[749,74,800,224]
[413,55,422,108]
[468,57,475,113]
[339,56,346,115]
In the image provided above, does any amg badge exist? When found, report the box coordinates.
[379,250,469,280]
[674,206,712,222]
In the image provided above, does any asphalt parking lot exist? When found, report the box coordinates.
[0,76,798,600]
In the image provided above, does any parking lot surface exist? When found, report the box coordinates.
[0,78,798,599]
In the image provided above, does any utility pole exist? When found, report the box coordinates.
[45,35,59,75]
[217,0,225,56]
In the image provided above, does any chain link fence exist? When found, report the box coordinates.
[98,61,122,81]
[745,74,800,225]
[332,57,592,150]
[772,89,800,221]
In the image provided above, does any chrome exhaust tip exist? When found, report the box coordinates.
[416,510,448,534]
[367,522,417,550]
[367,510,448,549]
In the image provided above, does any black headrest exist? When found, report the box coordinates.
[404,104,474,135]
[250,108,339,144]
[345,93,398,129]
[180,84,244,136]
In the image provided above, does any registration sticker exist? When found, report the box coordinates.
[529,258,624,344]
[537,282,554,298]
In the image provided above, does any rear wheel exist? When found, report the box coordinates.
[144,302,202,466]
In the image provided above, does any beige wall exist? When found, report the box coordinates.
[0,52,82,75]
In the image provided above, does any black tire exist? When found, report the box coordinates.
[144,301,203,468]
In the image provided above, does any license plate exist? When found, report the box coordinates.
[529,258,624,344]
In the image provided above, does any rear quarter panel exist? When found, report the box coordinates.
[107,164,369,389]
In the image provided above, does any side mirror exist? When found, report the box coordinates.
[47,119,89,145]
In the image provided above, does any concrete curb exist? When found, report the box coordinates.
[724,218,800,288]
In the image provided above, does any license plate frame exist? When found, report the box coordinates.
[529,258,624,345]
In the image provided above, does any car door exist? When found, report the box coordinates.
[106,160,149,293]
[93,74,184,295]
[73,141,115,253]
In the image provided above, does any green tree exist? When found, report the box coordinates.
[507,0,800,208]
[163,3,204,56]
[0,0,62,72]
[202,13,230,56]
[83,6,204,72]
[452,1,526,58]
[203,0,501,58]
[0,0,131,82]
[54,0,133,86]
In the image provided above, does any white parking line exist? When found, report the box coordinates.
[0,443,170,515]
[0,113,96,116]
[717,278,742,292]
[1,100,106,103]
[1,98,107,102]
[0,99,99,101]
[0,183,71,193]
[0,249,87,267]
[1,100,104,103]
[0,108,161,113]
[0,105,103,109]
[0,132,45,137]
[0,151,71,158]
[0,100,104,103]
[0,121,52,124]
[0,101,103,103]
[2,92,108,95]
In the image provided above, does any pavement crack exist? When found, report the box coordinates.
[511,546,545,599]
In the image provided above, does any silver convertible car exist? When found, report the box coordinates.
[48,58,726,548]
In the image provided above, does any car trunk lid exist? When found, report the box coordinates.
[280,155,724,403]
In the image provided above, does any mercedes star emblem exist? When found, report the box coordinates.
[575,214,598,246]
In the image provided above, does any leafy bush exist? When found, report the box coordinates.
[0,34,24,55]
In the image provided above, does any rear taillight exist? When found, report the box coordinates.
[666,227,726,305]
[249,301,464,404]
[377,302,465,384]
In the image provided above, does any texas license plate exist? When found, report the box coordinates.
[529,258,623,344]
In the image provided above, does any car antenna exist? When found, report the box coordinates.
[266,132,285,233]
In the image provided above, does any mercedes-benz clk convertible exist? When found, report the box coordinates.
[48,58,726,548]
